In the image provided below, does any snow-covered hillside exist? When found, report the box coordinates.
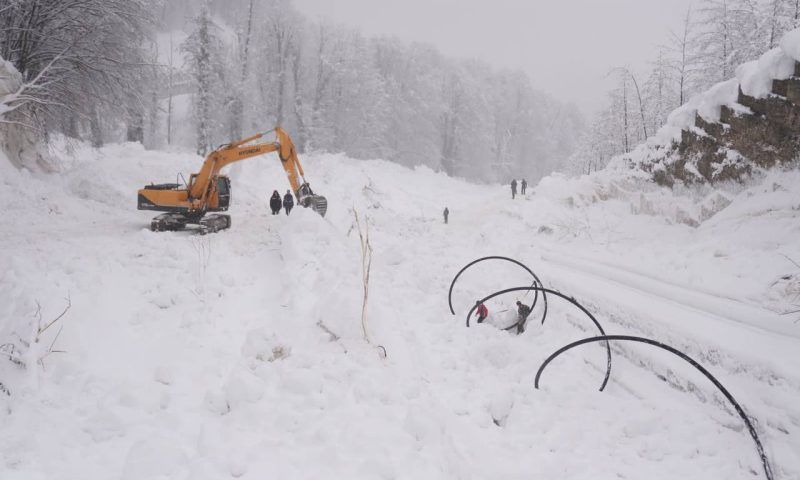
[1,144,799,479]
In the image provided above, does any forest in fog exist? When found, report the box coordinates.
[3,0,800,180]
[1,0,583,182]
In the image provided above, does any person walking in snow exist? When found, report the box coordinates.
[521,178,527,195]
[443,207,449,224]
[269,190,282,215]
[511,179,517,199]
[283,190,295,216]
[515,300,531,334]
[475,301,488,323]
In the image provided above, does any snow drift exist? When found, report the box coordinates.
[0,141,799,479]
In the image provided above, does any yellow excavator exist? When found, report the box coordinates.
[137,127,327,233]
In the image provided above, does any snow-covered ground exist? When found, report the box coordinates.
[1,142,799,479]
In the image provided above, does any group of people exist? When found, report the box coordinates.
[510,178,528,199]
[475,299,531,334]
[269,190,295,215]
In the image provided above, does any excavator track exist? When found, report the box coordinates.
[199,214,231,235]
[150,213,189,232]
[149,213,231,234]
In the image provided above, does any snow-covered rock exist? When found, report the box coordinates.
[614,27,800,185]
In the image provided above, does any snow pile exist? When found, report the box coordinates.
[696,78,740,122]
[1,143,799,479]
[737,46,796,98]
[533,166,740,228]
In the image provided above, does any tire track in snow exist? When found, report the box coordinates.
[541,249,799,339]
[536,248,800,470]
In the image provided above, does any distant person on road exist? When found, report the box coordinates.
[521,178,528,195]
[269,190,282,215]
[476,301,489,323]
[283,190,295,215]
[515,300,531,334]
[443,207,449,224]
[511,179,517,199]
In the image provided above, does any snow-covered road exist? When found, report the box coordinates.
[1,144,799,479]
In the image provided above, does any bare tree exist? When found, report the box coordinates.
[670,7,695,106]
[613,68,648,141]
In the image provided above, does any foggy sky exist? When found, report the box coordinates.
[293,0,696,115]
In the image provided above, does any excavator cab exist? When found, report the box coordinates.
[216,176,231,210]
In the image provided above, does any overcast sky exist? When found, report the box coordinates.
[293,0,696,116]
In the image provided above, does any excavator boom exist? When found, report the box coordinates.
[137,127,327,233]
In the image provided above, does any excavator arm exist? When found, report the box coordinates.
[189,127,325,213]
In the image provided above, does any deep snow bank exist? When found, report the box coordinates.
[1,143,799,479]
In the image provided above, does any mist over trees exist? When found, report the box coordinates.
[1,0,584,183]
[571,0,800,175]
[173,0,584,182]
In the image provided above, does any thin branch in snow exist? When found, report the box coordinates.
[39,325,67,371]
[37,294,71,340]
[780,253,800,270]
[353,208,386,359]
[353,208,373,343]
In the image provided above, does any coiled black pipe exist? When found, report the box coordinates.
[448,256,548,324]
[534,335,774,480]
[467,286,611,392]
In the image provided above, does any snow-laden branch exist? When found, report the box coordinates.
[1,49,70,130]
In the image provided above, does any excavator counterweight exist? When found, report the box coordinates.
[137,128,327,233]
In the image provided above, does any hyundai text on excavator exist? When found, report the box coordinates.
[137,127,327,233]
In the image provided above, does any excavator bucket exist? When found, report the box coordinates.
[296,183,326,217]
[310,195,327,217]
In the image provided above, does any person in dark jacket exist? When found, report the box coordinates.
[283,190,295,215]
[515,300,531,334]
[511,179,517,199]
[269,190,282,215]
[443,207,449,224]
[521,178,528,195]
[475,301,488,323]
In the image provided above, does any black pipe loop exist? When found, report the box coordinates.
[467,286,611,392]
[534,335,773,480]
[448,256,548,324]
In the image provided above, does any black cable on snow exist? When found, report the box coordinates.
[466,286,611,392]
[448,256,548,324]
[534,334,774,480]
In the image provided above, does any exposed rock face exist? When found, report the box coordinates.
[656,61,800,186]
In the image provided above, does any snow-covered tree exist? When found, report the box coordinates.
[182,2,227,156]
[765,0,800,47]
[643,48,678,133]
[692,0,765,85]
[0,0,156,146]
